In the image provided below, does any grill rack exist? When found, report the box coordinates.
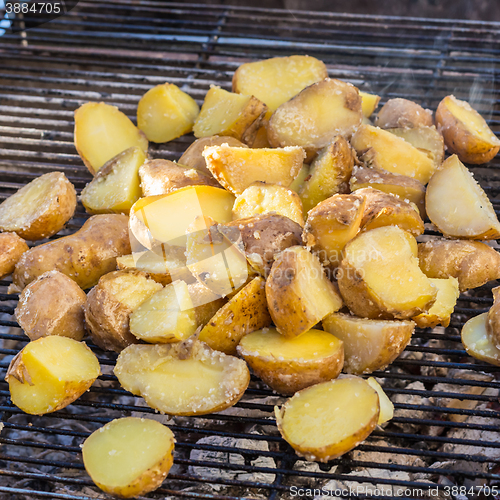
[1,2,500,499]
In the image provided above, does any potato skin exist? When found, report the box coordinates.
[10,214,131,293]
[486,286,500,349]
[0,233,28,279]
[375,98,433,129]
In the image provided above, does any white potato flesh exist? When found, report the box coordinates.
[366,377,394,424]
[462,313,500,367]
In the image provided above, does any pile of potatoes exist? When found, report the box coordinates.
[1,54,500,497]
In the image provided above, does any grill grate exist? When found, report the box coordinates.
[1,2,500,499]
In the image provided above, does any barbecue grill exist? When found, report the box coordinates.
[0,2,500,499]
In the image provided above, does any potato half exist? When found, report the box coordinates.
[275,377,379,462]
[6,336,100,415]
[487,286,500,349]
[359,91,380,118]
[366,377,394,424]
[323,312,414,374]
[114,340,250,415]
[237,327,344,395]
[375,98,433,129]
[0,233,28,279]
[82,417,175,498]
[0,171,76,241]
[462,313,500,367]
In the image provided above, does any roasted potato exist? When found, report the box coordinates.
[486,286,500,349]
[462,313,500,367]
[74,102,148,175]
[359,91,380,118]
[0,172,76,241]
[15,271,87,341]
[10,214,131,293]
[436,95,500,164]
[0,233,28,279]
[83,417,175,499]
[114,339,250,415]
[266,246,343,338]
[237,327,344,395]
[366,377,394,424]
[137,83,199,143]
[426,155,500,239]
[6,336,100,415]
[275,376,379,462]
[323,312,414,374]
[81,147,146,215]
[375,98,433,129]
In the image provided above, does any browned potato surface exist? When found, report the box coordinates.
[375,98,433,129]
[487,286,500,349]
[0,233,28,279]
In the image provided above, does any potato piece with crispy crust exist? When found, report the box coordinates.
[436,95,500,164]
[16,271,87,342]
[0,172,76,241]
[266,246,343,338]
[11,214,131,293]
[375,98,433,129]
[83,417,175,499]
[426,155,500,239]
[114,339,250,415]
[6,336,100,415]
[275,377,379,462]
[366,378,394,424]
[323,312,414,374]
[0,233,28,279]
[338,226,437,320]
[418,239,500,292]
[237,327,344,395]
[359,91,380,118]
[486,286,500,349]
[462,313,500,367]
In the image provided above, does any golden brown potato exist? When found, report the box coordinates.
[426,155,500,239]
[299,136,354,213]
[137,83,199,143]
[203,144,305,195]
[15,271,87,341]
[266,246,343,338]
[375,98,433,129]
[6,336,100,415]
[11,214,131,293]
[74,102,148,175]
[323,312,414,374]
[436,95,500,164]
[114,339,250,415]
[338,226,437,319]
[418,239,500,292]
[275,377,379,462]
[237,327,344,395]
[462,313,500,367]
[81,147,146,215]
[0,172,76,241]
[0,233,28,279]
[83,417,175,499]
[486,286,500,349]
[359,91,380,118]
[85,270,163,352]
[366,377,394,424]
[252,124,272,148]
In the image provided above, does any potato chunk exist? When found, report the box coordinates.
[83,417,175,498]
[0,172,76,241]
[338,226,437,319]
[366,377,394,424]
[462,313,500,367]
[74,102,148,175]
[137,83,199,143]
[436,95,500,164]
[266,246,343,338]
[81,147,146,215]
[0,233,28,279]
[6,336,100,415]
[375,98,433,129]
[16,271,87,341]
[237,327,343,395]
[359,91,380,118]
[426,155,500,239]
[323,312,414,374]
[114,340,250,415]
[275,377,379,462]
[203,144,304,195]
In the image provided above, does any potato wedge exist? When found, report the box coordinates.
[486,286,500,349]
[323,312,414,374]
[268,79,362,159]
[266,246,343,338]
[81,147,146,215]
[237,327,344,395]
[299,136,354,213]
[275,377,379,462]
[16,271,87,341]
[0,172,76,241]
[74,102,148,175]
[426,155,500,239]
[85,270,163,352]
[359,91,380,118]
[199,276,271,355]
[233,182,304,226]
[83,417,175,499]
[0,233,28,279]
[366,377,394,424]
[6,336,100,415]
[11,214,131,293]
[289,164,310,194]
[187,281,227,328]
[338,226,437,319]
[137,83,199,143]
[203,144,304,195]
[375,98,433,129]
[436,95,500,164]
[418,239,500,292]
[114,339,250,415]
[462,313,500,367]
